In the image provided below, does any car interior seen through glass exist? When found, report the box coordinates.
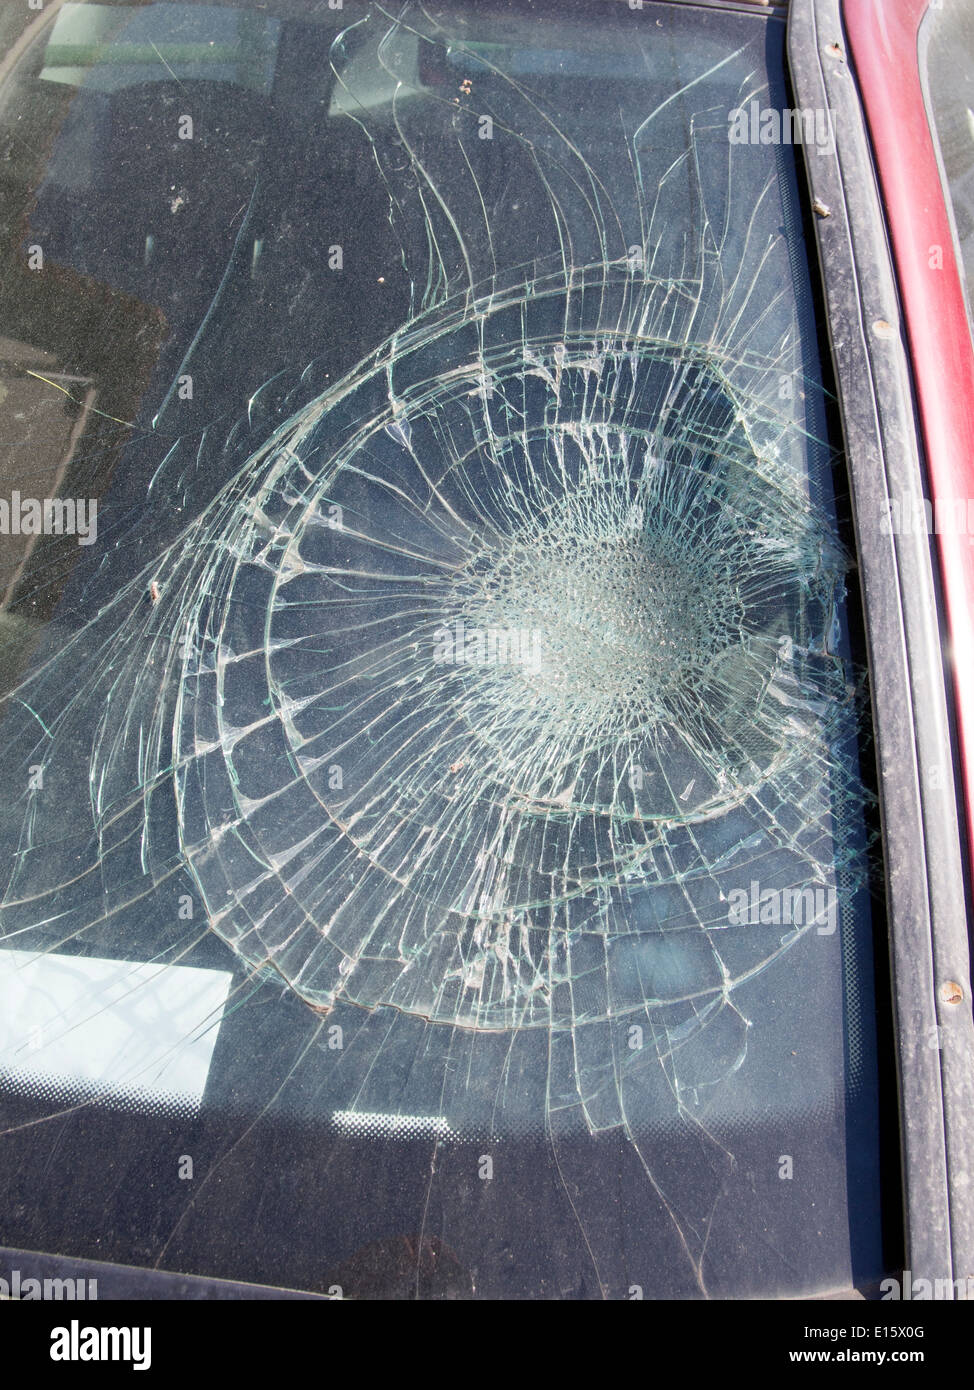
[0,0,893,1299]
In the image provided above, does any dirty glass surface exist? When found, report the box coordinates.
[0,0,889,1298]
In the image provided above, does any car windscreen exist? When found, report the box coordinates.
[0,0,892,1298]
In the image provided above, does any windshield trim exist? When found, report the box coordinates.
[789,0,974,1294]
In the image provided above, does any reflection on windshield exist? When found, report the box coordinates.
[0,1,883,1299]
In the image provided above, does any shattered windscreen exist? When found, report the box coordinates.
[0,0,890,1298]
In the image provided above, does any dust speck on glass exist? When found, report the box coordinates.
[0,0,887,1298]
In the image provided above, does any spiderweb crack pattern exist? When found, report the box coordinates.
[0,3,876,1296]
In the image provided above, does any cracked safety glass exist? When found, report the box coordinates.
[0,0,891,1299]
